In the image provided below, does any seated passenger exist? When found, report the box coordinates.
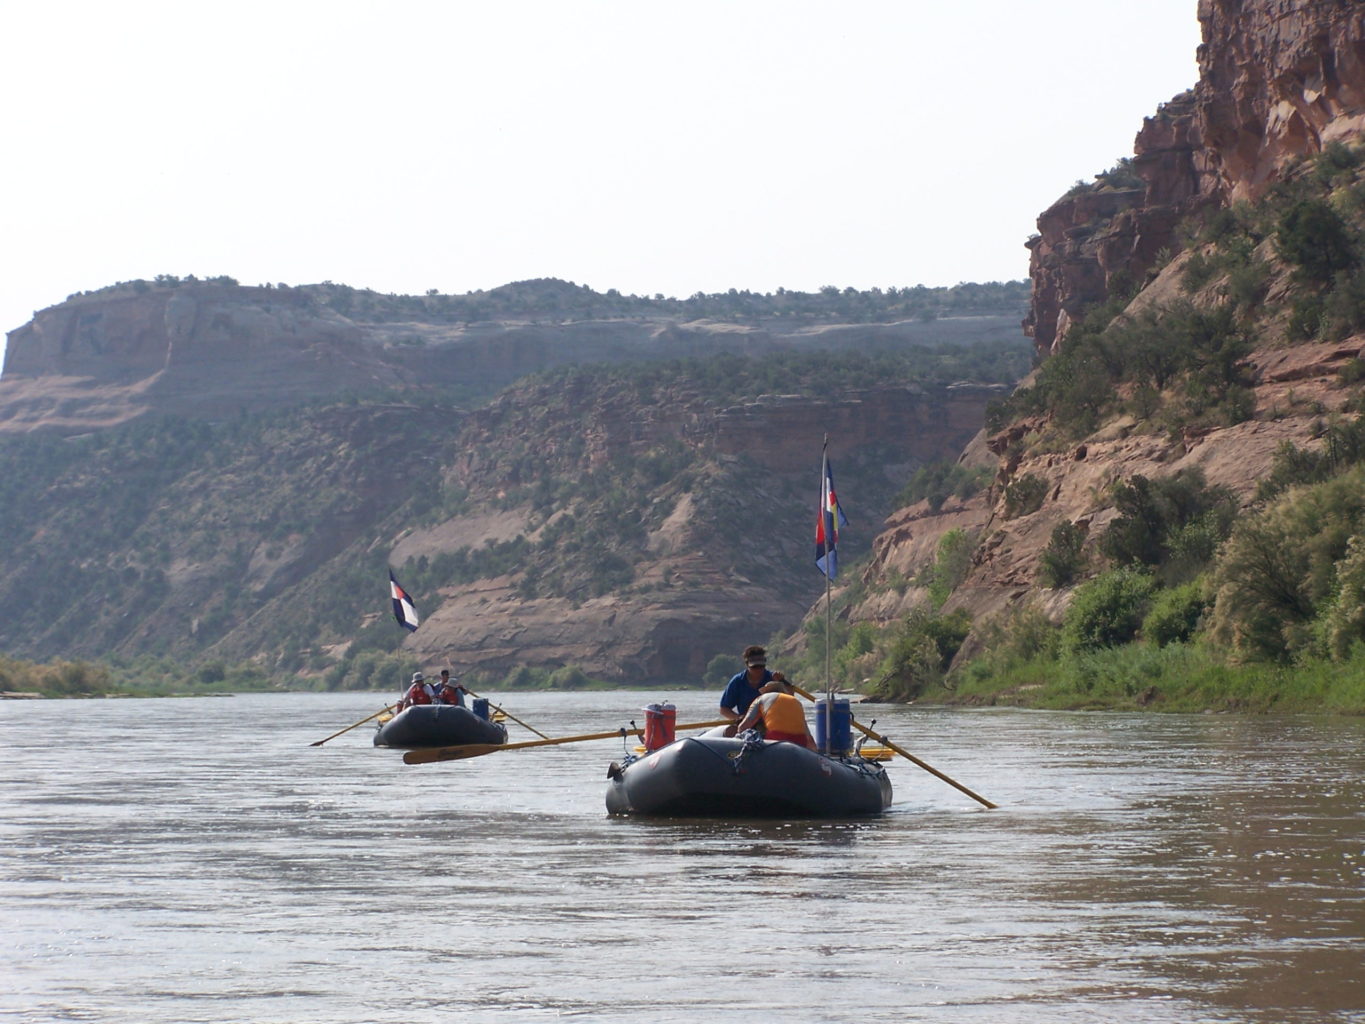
[734,679,814,748]
[434,668,468,707]
[397,671,433,712]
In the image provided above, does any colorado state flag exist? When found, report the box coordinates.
[815,448,849,579]
[389,571,420,631]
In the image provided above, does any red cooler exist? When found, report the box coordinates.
[643,703,677,751]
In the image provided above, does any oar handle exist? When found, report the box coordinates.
[406,725,640,765]
[789,684,996,809]
[404,718,729,765]
[309,704,396,746]
[462,687,550,740]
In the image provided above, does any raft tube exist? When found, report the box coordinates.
[605,735,892,818]
[373,705,508,749]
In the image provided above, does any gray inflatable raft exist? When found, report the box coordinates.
[373,705,508,749]
[605,734,891,817]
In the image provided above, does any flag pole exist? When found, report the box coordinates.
[820,435,833,755]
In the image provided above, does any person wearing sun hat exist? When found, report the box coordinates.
[434,668,468,707]
[397,671,433,712]
[717,644,790,735]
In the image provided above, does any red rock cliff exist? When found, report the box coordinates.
[839,0,1365,667]
[1026,0,1365,356]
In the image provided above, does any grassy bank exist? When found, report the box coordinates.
[0,653,277,699]
[925,641,1365,714]
[11,644,1365,715]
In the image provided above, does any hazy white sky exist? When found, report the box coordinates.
[1,1,1202,366]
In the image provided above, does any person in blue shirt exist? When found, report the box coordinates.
[718,645,788,735]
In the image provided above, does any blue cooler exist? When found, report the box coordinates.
[815,698,852,756]
[472,697,491,721]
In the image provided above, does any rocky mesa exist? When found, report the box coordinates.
[0,275,1028,684]
[0,279,1023,435]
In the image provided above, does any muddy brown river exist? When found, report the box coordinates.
[2,692,1360,1023]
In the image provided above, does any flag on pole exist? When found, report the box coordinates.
[815,448,849,579]
[389,571,420,631]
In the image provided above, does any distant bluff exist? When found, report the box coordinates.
[0,278,1027,434]
[0,275,1031,684]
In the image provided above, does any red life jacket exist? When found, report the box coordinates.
[404,683,432,707]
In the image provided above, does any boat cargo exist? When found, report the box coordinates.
[374,704,507,749]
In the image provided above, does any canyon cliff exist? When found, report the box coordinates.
[0,280,1021,435]
[844,0,1365,673]
[1026,0,1365,358]
[0,277,1026,684]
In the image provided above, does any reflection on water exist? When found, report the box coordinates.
[0,692,1360,1023]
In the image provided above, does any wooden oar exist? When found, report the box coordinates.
[789,683,996,809]
[462,687,550,739]
[404,719,728,765]
[309,703,396,746]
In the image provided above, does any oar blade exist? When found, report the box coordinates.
[404,743,505,765]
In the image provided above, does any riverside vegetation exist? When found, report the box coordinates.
[777,144,1365,716]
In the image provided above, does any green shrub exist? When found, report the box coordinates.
[922,528,976,607]
[1182,251,1217,292]
[1107,307,1184,390]
[990,296,1254,445]
[1288,295,1325,340]
[894,460,992,511]
[1003,473,1048,519]
[1209,466,1365,661]
[1321,266,1365,340]
[1038,521,1086,588]
[871,608,972,700]
[1313,140,1363,183]
[1099,470,1236,581]
[1318,535,1365,660]
[1256,416,1365,500]
[1168,303,1253,403]
[1276,199,1359,283]
[951,634,1365,713]
[323,650,419,692]
[1143,580,1207,646]
[1164,512,1234,581]
[1061,567,1156,654]
[1225,259,1269,310]
[968,602,1060,677]
[0,657,113,697]
[501,665,548,689]
[831,621,879,684]
[547,665,593,689]
[702,653,735,687]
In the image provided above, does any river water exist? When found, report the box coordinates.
[0,691,1360,1024]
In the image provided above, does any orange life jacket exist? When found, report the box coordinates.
[759,692,809,744]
